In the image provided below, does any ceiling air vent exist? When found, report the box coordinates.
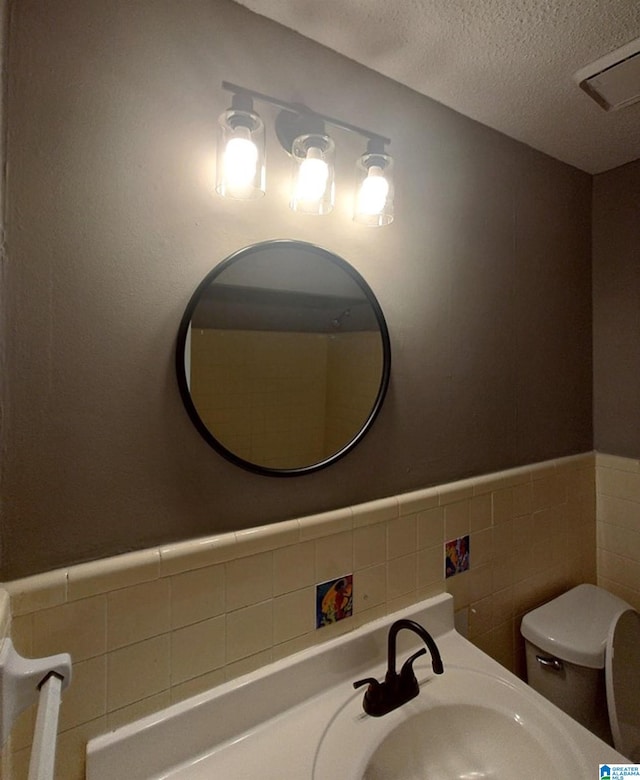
[575,36,640,111]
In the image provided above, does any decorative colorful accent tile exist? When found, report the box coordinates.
[445,535,470,578]
[316,574,353,628]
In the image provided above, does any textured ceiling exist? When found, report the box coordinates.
[234,0,640,173]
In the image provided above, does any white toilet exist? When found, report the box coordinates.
[521,583,640,761]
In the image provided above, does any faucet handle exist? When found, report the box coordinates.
[353,677,380,691]
[400,648,427,682]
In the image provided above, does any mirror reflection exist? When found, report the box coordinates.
[176,240,390,475]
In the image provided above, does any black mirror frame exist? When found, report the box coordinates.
[176,240,391,477]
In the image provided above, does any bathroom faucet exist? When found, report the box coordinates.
[353,619,444,717]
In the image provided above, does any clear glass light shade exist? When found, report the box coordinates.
[354,153,394,226]
[216,109,266,199]
[290,134,335,215]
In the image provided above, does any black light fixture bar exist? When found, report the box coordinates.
[221,81,391,146]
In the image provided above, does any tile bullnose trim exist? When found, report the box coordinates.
[595,451,640,473]
[298,507,353,539]
[3,453,595,616]
[159,533,238,577]
[5,569,68,616]
[68,548,161,602]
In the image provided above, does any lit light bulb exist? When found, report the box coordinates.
[357,165,389,216]
[295,147,329,203]
[223,126,258,196]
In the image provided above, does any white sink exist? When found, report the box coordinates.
[87,593,625,780]
[314,666,589,779]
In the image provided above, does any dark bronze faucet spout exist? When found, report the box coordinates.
[353,618,444,717]
[387,618,444,677]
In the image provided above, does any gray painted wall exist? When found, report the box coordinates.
[593,159,640,458]
[1,0,593,579]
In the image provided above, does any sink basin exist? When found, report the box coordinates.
[314,666,590,780]
[365,703,564,779]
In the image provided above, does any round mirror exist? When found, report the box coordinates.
[176,240,391,476]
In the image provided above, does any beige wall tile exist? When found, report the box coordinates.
[417,545,443,589]
[170,564,225,629]
[444,501,470,540]
[226,601,273,663]
[597,466,640,501]
[598,494,640,531]
[492,520,514,562]
[492,556,514,593]
[512,482,533,517]
[469,595,493,637]
[492,488,514,524]
[354,564,386,612]
[354,523,387,570]
[273,588,314,644]
[170,615,226,685]
[387,554,416,601]
[469,494,492,532]
[491,586,515,628]
[469,564,494,602]
[446,570,470,609]
[59,654,107,733]
[8,703,36,753]
[532,475,565,511]
[512,513,535,550]
[32,596,106,661]
[599,522,640,559]
[387,515,417,560]
[272,541,315,596]
[107,634,170,711]
[315,531,353,583]
[225,551,273,612]
[417,507,444,549]
[470,528,494,567]
[107,578,171,650]
[55,716,108,780]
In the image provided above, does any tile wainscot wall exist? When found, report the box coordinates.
[596,453,640,607]
[0,452,606,779]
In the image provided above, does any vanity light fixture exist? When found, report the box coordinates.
[217,82,394,226]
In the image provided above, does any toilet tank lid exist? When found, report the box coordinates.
[520,584,631,668]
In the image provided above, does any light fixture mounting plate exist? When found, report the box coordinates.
[275,109,326,153]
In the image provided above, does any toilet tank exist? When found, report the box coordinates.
[523,639,611,743]
[521,584,630,744]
